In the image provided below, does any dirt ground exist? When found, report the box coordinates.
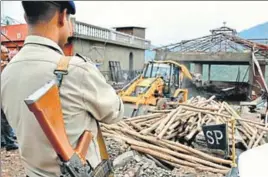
[1,148,25,177]
[1,139,224,177]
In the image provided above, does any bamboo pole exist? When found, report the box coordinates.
[164,132,178,140]
[252,131,265,148]
[119,121,135,131]
[140,119,162,135]
[129,121,143,131]
[248,131,258,148]
[156,108,180,133]
[126,113,163,122]
[177,103,219,111]
[137,117,162,126]
[131,145,229,174]
[181,106,231,118]
[131,145,200,169]
[158,109,182,139]
[164,160,229,175]
[107,127,232,165]
[236,117,266,127]
[168,120,181,130]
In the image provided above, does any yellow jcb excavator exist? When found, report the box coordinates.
[118,60,192,116]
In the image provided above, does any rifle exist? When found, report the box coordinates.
[24,57,113,177]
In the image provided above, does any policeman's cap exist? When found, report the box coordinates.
[54,1,76,15]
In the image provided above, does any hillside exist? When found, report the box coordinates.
[239,22,268,39]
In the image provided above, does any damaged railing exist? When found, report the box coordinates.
[73,20,151,49]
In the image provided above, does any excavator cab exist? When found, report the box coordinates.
[118,60,192,116]
[143,61,190,103]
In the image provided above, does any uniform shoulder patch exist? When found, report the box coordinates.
[75,53,93,63]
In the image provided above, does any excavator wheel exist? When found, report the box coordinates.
[156,98,168,110]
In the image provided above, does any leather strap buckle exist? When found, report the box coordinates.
[54,70,69,75]
[54,56,72,88]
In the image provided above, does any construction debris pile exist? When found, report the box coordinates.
[105,137,222,177]
[102,96,268,176]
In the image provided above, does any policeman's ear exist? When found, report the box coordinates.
[58,9,68,27]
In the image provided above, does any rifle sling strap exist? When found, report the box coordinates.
[54,55,110,162]
[54,56,72,88]
[96,122,109,160]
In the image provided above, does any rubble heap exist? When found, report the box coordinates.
[105,138,221,177]
[102,96,268,176]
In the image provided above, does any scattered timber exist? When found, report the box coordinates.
[101,96,268,175]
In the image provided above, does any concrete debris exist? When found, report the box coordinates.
[123,167,140,177]
[113,151,136,168]
[113,155,177,177]
[106,137,129,161]
[105,137,222,177]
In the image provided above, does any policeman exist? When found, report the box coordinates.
[1,45,18,151]
[1,1,124,177]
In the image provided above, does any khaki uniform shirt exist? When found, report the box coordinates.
[1,36,124,177]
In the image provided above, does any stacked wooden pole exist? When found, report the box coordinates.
[101,96,268,175]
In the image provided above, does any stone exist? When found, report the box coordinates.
[133,154,142,163]
[123,168,137,177]
[113,151,135,168]
[142,163,149,169]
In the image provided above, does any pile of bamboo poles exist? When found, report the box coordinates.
[148,96,268,149]
[101,96,268,174]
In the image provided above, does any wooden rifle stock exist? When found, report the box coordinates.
[24,79,92,163]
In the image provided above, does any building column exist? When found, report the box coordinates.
[208,64,211,83]
[194,63,203,74]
